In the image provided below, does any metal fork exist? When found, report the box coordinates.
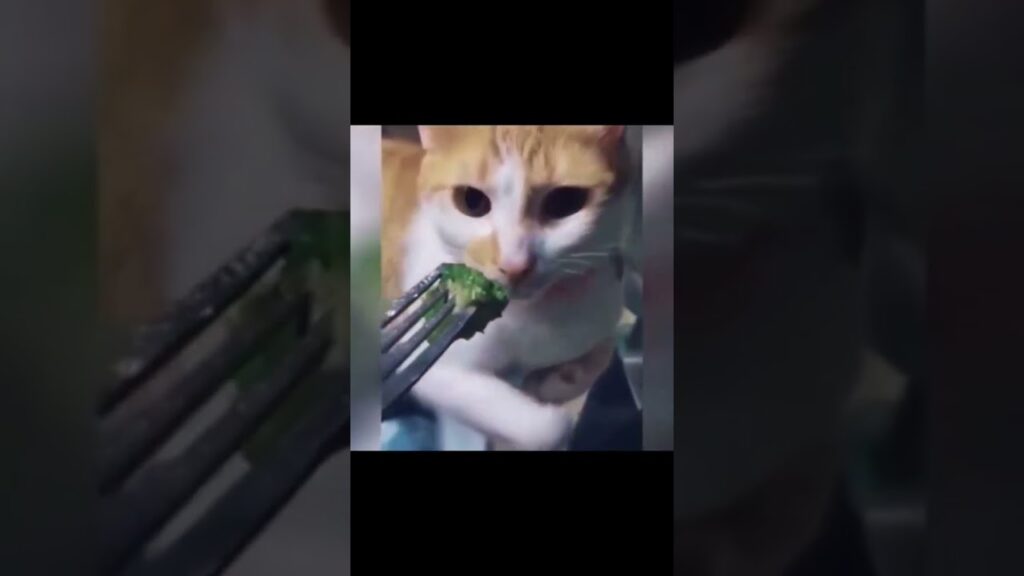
[97,210,348,576]
[380,264,480,417]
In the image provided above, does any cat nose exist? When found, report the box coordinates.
[499,258,534,286]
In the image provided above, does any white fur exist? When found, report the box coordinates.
[395,142,633,450]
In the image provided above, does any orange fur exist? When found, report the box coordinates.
[417,126,621,200]
[465,233,500,270]
[522,337,617,404]
[380,138,426,299]
[381,125,625,293]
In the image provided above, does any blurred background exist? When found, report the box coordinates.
[95,0,351,574]
[672,0,923,574]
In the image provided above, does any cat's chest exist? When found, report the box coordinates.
[498,287,621,370]
[436,275,623,379]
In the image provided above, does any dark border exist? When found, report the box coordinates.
[350,2,672,125]
[350,451,672,572]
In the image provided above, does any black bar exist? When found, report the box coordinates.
[99,294,308,494]
[99,315,333,575]
[99,212,300,415]
[124,375,349,576]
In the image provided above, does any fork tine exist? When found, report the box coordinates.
[98,211,296,416]
[381,288,447,353]
[98,294,308,495]
[381,307,476,415]
[381,264,445,328]
[99,314,333,574]
[120,374,347,576]
[380,299,456,379]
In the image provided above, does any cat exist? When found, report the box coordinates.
[380,126,635,450]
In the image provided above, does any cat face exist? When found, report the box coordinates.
[416,126,632,300]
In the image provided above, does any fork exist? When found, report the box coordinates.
[96,210,348,576]
[380,264,482,417]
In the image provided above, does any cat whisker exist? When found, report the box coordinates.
[556,252,615,262]
[564,245,618,253]
[555,259,592,268]
[554,258,594,266]
[560,254,610,260]
[557,246,622,259]
[559,242,620,254]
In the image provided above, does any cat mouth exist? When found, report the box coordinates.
[505,283,539,300]
[503,277,547,301]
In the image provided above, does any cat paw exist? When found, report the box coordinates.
[513,406,574,451]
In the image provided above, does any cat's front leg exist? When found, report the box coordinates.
[410,363,574,451]
[522,338,617,405]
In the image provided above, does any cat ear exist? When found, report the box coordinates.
[574,125,625,147]
[418,126,459,149]
[573,125,625,156]
[599,125,625,143]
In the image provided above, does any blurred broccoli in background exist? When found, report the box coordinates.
[233,210,348,463]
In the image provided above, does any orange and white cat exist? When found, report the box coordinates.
[381,126,635,450]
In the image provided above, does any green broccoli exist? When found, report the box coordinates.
[422,263,509,343]
[441,263,509,310]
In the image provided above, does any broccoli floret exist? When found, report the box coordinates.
[443,264,508,340]
[441,264,509,310]
[421,264,509,343]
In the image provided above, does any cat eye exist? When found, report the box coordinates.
[453,186,491,217]
[541,186,590,221]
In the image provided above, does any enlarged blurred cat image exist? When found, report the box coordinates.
[98,1,352,574]
[669,0,882,574]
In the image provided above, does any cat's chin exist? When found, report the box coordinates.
[506,280,555,303]
[506,273,564,301]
